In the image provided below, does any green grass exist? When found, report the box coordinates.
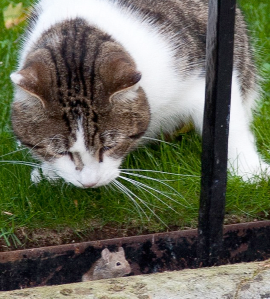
[0,0,270,249]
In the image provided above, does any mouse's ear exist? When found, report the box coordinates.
[101,248,111,262]
[118,247,124,254]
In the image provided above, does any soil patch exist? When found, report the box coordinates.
[0,213,258,252]
[0,224,171,252]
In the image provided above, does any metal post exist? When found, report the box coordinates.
[197,0,236,266]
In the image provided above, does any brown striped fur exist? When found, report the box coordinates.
[12,18,150,166]
[11,0,260,186]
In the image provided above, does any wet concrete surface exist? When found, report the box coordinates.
[1,221,270,291]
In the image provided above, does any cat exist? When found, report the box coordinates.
[10,0,269,188]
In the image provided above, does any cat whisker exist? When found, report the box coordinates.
[119,175,186,212]
[114,181,168,227]
[141,136,178,148]
[112,180,149,222]
[114,179,170,227]
[77,180,86,188]
[0,147,29,158]
[0,160,41,168]
[120,168,199,178]
[49,134,66,140]
[111,180,144,218]
[121,169,195,182]
[119,175,175,210]
[120,170,193,207]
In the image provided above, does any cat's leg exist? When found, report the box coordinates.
[226,79,269,181]
[31,162,59,183]
[190,75,269,181]
[30,168,42,183]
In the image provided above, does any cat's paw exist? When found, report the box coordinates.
[228,160,270,182]
[31,168,42,183]
[31,164,60,184]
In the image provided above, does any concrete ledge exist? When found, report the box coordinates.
[1,260,270,299]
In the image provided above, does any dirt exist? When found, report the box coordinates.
[0,223,180,252]
[0,214,259,252]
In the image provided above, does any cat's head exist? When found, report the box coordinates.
[11,23,150,188]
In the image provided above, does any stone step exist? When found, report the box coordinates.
[1,259,270,299]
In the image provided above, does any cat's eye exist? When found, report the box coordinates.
[101,146,113,152]
[129,132,145,139]
[116,262,121,266]
[58,151,68,155]
[99,146,113,163]
[58,151,72,158]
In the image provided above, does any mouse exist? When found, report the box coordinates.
[82,247,131,281]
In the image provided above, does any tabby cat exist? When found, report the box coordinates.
[10,0,269,188]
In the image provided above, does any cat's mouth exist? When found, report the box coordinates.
[80,182,99,188]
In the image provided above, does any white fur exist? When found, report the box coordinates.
[45,154,121,187]
[35,121,121,187]
[186,72,270,180]
[20,0,268,185]
[10,73,24,85]
[112,83,140,102]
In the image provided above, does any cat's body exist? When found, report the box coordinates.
[11,0,268,187]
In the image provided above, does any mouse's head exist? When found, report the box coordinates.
[101,247,131,278]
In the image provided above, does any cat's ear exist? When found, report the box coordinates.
[99,45,141,95]
[10,60,51,107]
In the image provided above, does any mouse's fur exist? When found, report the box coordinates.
[82,247,131,281]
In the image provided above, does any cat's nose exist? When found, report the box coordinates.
[79,167,99,188]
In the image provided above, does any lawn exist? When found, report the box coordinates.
[0,0,270,250]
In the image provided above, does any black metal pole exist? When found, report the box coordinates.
[197,0,236,266]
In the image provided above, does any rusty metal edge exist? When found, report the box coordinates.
[0,226,197,262]
[1,220,270,263]
[1,220,270,291]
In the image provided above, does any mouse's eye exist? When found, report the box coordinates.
[116,262,121,266]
